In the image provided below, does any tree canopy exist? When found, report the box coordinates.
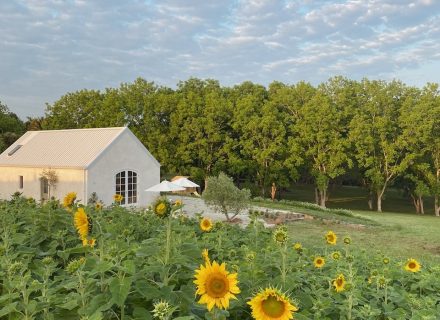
[33,76,440,213]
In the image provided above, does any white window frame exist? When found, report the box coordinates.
[115,170,138,205]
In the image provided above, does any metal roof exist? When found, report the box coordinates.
[0,127,127,169]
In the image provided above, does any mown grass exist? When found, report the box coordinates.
[254,199,440,264]
[281,183,436,215]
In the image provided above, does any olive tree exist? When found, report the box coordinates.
[202,172,251,221]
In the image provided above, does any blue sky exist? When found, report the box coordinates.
[1,0,440,119]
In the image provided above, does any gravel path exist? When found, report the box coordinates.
[168,195,300,227]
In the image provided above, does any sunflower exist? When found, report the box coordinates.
[343,236,351,245]
[194,260,240,311]
[273,228,288,245]
[153,197,172,218]
[74,208,89,239]
[174,199,182,206]
[113,194,124,203]
[95,202,103,211]
[293,242,302,252]
[325,231,337,245]
[404,258,421,273]
[248,287,298,320]
[332,274,346,292]
[82,238,96,247]
[200,217,213,232]
[156,203,167,215]
[63,192,77,208]
[383,257,390,265]
[314,256,325,268]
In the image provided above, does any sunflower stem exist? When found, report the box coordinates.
[95,219,106,292]
[280,243,287,288]
[165,216,172,265]
[347,261,353,320]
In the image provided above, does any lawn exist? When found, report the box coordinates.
[254,199,440,264]
[280,183,436,215]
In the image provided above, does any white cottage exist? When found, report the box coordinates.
[0,127,160,206]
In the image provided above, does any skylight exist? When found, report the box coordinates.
[8,145,22,156]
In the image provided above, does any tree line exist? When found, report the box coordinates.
[3,77,440,214]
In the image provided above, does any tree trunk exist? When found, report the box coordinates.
[315,188,320,205]
[411,194,420,214]
[419,196,424,214]
[319,189,326,208]
[204,178,208,191]
[367,190,373,210]
[435,195,440,217]
[376,190,384,213]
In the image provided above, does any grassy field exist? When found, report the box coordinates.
[281,183,436,215]
[254,199,440,264]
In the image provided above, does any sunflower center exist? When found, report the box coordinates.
[409,262,416,269]
[261,295,285,318]
[206,275,229,298]
[203,221,210,227]
[317,259,322,264]
[336,278,343,286]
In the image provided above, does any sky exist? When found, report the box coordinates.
[1,0,440,119]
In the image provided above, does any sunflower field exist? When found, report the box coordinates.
[1,195,440,320]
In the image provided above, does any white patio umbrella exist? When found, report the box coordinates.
[144,180,186,192]
[171,177,200,188]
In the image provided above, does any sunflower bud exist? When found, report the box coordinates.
[152,300,172,320]
[273,228,288,245]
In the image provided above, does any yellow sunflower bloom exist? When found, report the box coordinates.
[174,199,182,206]
[293,242,302,251]
[113,194,124,203]
[74,208,89,239]
[156,203,167,216]
[248,287,298,320]
[63,192,77,208]
[194,260,240,311]
[325,231,337,245]
[314,256,325,268]
[200,217,213,232]
[95,202,103,211]
[404,258,421,273]
[333,274,346,292]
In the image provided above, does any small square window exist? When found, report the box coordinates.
[19,176,23,189]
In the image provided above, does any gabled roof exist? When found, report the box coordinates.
[0,127,140,169]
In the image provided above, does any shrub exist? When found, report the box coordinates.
[203,172,251,221]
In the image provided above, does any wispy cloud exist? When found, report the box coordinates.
[0,0,439,118]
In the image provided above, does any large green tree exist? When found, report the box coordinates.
[290,80,352,207]
[350,80,412,212]
[0,101,25,152]
[169,78,232,185]
[401,83,440,216]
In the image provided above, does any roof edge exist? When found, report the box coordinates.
[27,127,126,133]
[0,164,86,170]
[84,127,127,168]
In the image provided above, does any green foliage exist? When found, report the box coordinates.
[0,198,439,319]
[40,77,440,214]
[202,172,251,221]
[0,101,25,153]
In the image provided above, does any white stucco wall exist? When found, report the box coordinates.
[0,166,85,202]
[86,129,160,207]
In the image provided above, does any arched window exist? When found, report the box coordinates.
[115,170,137,205]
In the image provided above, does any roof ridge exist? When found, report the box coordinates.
[31,127,126,133]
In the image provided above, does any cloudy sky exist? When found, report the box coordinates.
[1,0,440,119]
